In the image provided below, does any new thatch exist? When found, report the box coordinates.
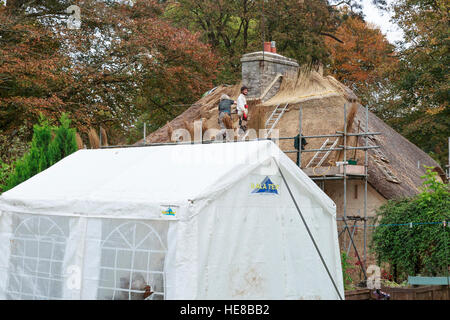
[261,68,358,106]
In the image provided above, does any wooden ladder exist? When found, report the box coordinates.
[264,103,289,138]
[306,138,339,168]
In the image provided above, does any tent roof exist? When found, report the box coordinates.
[0,140,335,219]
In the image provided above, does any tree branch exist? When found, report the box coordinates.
[320,32,344,43]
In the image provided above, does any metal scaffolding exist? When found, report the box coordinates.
[293,103,379,282]
[101,103,379,284]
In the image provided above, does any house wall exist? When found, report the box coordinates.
[323,180,387,219]
[322,179,387,277]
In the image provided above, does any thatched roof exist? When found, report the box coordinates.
[259,70,442,199]
[356,105,441,199]
[136,84,241,144]
[261,69,358,105]
[138,70,442,200]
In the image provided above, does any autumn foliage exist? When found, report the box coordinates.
[0,0,448,167]
[325,14,398,105]
[0,6,74,138]
[0,0,218,150]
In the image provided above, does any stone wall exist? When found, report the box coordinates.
[241,51,299,101]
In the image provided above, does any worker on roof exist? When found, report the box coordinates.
[237,86,249,133]
[217,94,235,140]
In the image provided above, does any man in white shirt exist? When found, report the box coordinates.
[236,86,249,133]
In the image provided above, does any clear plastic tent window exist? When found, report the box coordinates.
[0,141,344,300]
[0,212,168,300]
[97,220,168,300]
[6,214,68,300]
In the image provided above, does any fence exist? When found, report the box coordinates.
[345,286,450,300]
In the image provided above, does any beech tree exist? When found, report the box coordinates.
[325,13,398,108]
[386,0,449,166]
[0,5,73,140]
[167,0,348,81]
[0,0,218,149]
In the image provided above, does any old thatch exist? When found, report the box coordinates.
[136,84,242,144]
[355,106,441,199]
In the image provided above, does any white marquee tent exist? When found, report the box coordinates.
[0,140,344,300]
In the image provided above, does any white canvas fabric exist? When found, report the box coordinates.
[0,140,344,300]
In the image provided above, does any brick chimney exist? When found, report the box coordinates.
[241,48,299,101]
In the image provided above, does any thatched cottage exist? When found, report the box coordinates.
[138,50,444,269]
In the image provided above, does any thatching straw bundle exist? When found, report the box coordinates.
[100,127,108,146]
[167,123,174,141]
[75,133,84,150]
[183,119,209,141]
[333,101,359,162]
[88,128,100,149]
[222,113,233,129]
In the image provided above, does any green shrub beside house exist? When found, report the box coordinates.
[1,114,78,193]
[371,167,450,283]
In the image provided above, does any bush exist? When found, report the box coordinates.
[2,114,78,192]
[48,113,78,166]
[341,251,355,290]
[0,160,11,192]
[371,167,450,282]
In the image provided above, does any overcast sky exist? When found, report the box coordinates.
[361,0,404,44]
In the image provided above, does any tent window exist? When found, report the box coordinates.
[6,215,68,300]
[97,220,168,300]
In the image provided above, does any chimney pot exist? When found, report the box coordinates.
[271,41,277,54]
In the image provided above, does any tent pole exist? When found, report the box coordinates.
[276,161,343,300]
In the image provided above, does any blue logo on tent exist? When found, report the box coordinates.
[251,176,279,194]
[162,207,176,216]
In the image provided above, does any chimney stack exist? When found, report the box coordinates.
[241,48,299,101]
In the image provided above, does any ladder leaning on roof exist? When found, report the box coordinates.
[265,103,289,138]
[306,138,339,168]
